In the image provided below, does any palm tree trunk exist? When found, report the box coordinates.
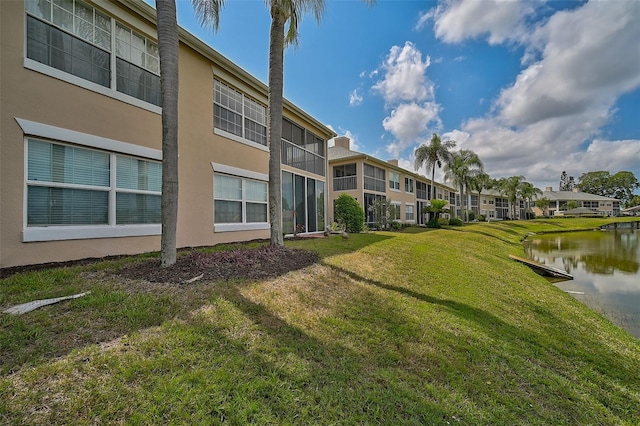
[268,4,285,246]
[431,166,436,201]
[156,0,179,267]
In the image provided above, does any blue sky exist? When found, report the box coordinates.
[158,0,639,191]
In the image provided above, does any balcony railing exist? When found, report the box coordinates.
[333,175,357,191]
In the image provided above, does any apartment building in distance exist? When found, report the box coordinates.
[0,0,334,268]
[532,188,620,217]
[328,136,459,227]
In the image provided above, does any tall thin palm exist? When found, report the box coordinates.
[414,133,456,201]
[518,181,542,219]
[443,150,483,222]
[495,176,525,219]
[469,171,491,219]
[156,0,179,267]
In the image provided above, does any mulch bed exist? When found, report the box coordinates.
[117,245,319,284]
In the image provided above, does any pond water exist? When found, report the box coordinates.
[523,229,640,339]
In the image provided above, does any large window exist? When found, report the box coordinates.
[214,80,267,146]
[363,164,385,192]
[416,181,430,200]
[282,171,324,234]
[26,138,161,228]
[25,0,161,107]
[333,163,356,191]
[389,171,400,191]
[405,177,414,194]
[214,173,268,225]
[406,204,414,221]
[390,202,401,221]
[281,119,325,176]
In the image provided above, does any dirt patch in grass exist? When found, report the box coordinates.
[117,245,320,284]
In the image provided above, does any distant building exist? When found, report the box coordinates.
[328,137,458,227]
[532,188,620,217]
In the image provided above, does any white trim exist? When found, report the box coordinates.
[16,118,162,160]
[23,224,161,242]
[24,59,162,115]
[214,128,269,152]
[210,162,269,182]
[214,223,270,233]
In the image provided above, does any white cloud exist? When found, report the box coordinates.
[418,0,640,191]
[349,89,363,106]
[382,103,441,156]
[426,0,536,45]
[372,42,434,104]
[497,0,640,127]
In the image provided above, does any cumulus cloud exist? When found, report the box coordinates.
[422,0,640,189]
[425,0,537,45]
[382,103,441,156]
[372,42,434,104]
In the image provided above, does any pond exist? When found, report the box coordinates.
[523,229,640,339]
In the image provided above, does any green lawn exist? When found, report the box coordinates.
[1,218,639,425]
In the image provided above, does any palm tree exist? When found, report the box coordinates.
[443,150,484,222]
[156,0,179,267]
[468,171,491,220]
[414,133,456,201]
[518,181,542,219]
[494,176,525,219]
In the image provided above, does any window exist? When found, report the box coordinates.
[405,177,414,193]
[26,138,161,232]
[333,163,356,191]
[25,0,161,108]
[283,171,324,235]
[214,173,267,225]
[390,202,401,221]
[416,181,429,200]
[389,171,400,190]
[363,164,385,192]
[406,204,414,221]
[214,80,267,146]
[281,119,325,176]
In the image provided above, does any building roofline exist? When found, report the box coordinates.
[117,0,336,139]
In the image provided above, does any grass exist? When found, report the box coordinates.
[1,217,640,424]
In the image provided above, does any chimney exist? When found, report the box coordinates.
[334,136,350,149]
[545,186,553,192]
[388,159,398,166]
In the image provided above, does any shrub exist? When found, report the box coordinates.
[478,214,486,222]
[427,218,441,228]
[334,193,365,233]
[390,221,401,231]
[449,217,463,226]
[467,210,476,221]
[438,217,450,226]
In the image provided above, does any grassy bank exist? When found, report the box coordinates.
[1,218,639,424]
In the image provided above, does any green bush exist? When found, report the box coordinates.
[449,217,463,226]
[427,218,441,228]
[478,214,486,222]
[437,217,449,226]
[467,210,476,221]
[334,193,365,233]
[390,221,401,231]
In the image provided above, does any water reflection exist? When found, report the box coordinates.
[524,229,640,339]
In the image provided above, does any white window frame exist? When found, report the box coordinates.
[389,171,400,191]
[405,203,415,222]
[405,177,414,194]
[213,80,268,152]
[24,1,162,114]
[211,163,270,233]
[17,118,162,242]
[390,201,401,221]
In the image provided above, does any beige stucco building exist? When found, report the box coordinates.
[328,136,458,227]
[532,188,620,217]
[0,0,334,268]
